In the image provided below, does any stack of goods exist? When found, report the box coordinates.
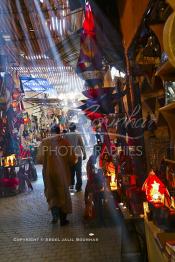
[165,240,175,260]
[0,72,24,196]
[155,232,175,260]
[0,154,19,196]
[0,73,22,156]
[0,166,19,197]
[117,151,144,215]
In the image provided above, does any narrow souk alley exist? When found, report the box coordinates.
[1,1,175,262]
[0,165,123,262]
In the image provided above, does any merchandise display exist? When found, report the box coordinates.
[0,72,37,196]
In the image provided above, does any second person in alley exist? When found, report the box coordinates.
[65,122,86,192]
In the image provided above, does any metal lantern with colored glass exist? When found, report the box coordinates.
[142,169,171,207]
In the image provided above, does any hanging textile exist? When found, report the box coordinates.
[76,1,103,87]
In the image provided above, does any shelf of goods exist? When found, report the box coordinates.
[144,202,175,262]
[0,157,37,197]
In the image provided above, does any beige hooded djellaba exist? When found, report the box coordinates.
[37,134,76,214]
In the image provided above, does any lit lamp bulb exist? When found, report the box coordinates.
[150,181,162,202]
[110,174,117,191]
[111,174,115,183]
[153,193,159,200]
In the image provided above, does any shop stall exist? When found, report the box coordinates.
[0,71,37,197]
[139,1,175,261]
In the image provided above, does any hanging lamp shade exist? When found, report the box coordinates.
[83,1,95,36]
[142,170,170,206]
[76,1,103,85]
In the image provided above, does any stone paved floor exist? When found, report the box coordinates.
[0,166,122,262]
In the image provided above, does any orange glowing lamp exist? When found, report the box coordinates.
[105,161,115,176]
[110,173,118,191]
[11,101,18,108]
[23,117,30,124]
[106,161,117,190]
[142,170,170,206]
[4,154,16,167]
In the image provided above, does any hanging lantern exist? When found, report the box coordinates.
[4,154,16,167]
[106,161,117,191]
[110,174,118,191]
[142,170,170,206]
[101,152,117,191]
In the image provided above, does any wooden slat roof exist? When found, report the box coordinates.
[0,0,83,67]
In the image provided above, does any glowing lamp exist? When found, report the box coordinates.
[11,101,18,108]
[142,170,170,206]
[153,193,159,200]
[106,161,115,177]
[23,118,29,124]
[4,154,16,167]
[105,161,117,191]
[110,174,118,191]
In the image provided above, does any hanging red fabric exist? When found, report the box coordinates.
[84,110,104,121]
[83,1,95,36]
